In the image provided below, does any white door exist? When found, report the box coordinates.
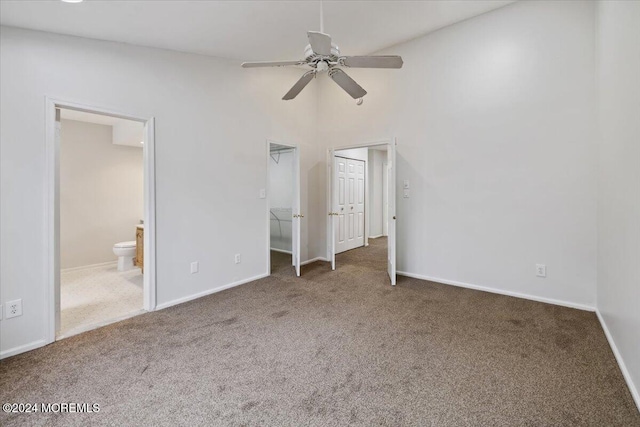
[335,156,348,254]
[352,159,365,250]
[387,142,396,286]
[335,157,366,254]
[54,108,61,335]
[382,161,388,237]
[329,150,337,270]
[292,147,301,276]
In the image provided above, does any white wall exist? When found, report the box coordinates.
[319,0,598,308]
[596,0,640,407]
[269,149,293,252]
[269,150,293,209]
[60,119,143,269]
[0,26,321,356]
[368,149,386,238]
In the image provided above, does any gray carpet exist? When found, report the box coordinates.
[1,237,638,426]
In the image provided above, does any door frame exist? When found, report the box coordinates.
[265,139,301,276]
[326,138,396,276]
[44,97,157,343]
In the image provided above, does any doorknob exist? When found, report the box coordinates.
[393,216,396,220]
[350,206,354,210]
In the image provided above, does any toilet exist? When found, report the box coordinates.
[113,241,136,272]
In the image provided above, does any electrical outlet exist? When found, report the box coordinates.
[190,261,199,274]
[235,254,241,264]
[6,299,22,319]
[259,189,266,199]
[536,264,546,278]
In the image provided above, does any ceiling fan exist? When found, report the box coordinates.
[241,2,403,101]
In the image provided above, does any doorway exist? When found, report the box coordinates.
[328,140,396,285]
[46,99,156,342]
[267,141,302,276]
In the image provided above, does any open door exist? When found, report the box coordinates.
[54,108,61,336]
[292,146,302,276]
[329,149,336,270]
[387,140,397,286]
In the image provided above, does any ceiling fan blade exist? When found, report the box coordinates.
[242,60,305,68]
[328,69,367,99]
[307,31,332,56]
[282,71,316,100]
[341,56,404,69]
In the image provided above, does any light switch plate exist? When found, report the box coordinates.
[259,189,266,199]
[403,180,410,189]
[403,189,410,198]
[190,261,199,274]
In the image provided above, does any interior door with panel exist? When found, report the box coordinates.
[352,159,365,250]
[334,156,348,254]
[292,147,301,276]
[329,150,337,270]
[387,142,396,285]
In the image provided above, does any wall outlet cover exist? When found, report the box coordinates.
[536,264,547,278]
[235,254,241,264]
[190,261,199,274]
[6,299,22,319]
[259,189,266,199]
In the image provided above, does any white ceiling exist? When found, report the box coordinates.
[61,109,144,148]
[0,0,514,61]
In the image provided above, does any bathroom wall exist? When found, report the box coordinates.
[269,149,293,252]
[60,119,143,269]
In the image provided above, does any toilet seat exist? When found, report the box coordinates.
[114,241,136,249]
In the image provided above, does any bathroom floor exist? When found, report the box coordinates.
[59,263,144,338]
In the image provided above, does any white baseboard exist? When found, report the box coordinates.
[61,260,118,273]
[155,273,269,311]
[596,310,640,411]
[270,248,292,255]
[369,234,384,239]
[396,271,595,312]
[1,339,48,359]
[301,257,328,266]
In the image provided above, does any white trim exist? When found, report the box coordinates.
[327,138,395,277]
[57,309,146,340]
[143,117,157,311]
[369,234,384,239]
[301,256,328,266]
[596,310,640,411]
[155,273,269,311]
[270,248,292,255]
[61,261,117,273]
[0,340,48,360]
[396,271,596,312]
[266,139,299,277]
[45,97,157,345]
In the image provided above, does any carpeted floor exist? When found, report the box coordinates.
[1,237,638,426]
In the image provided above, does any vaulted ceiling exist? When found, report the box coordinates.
[0,0,514,61]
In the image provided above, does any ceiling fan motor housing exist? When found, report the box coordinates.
[304,43,340,64]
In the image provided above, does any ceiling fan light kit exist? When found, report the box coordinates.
[241,2,403,101]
